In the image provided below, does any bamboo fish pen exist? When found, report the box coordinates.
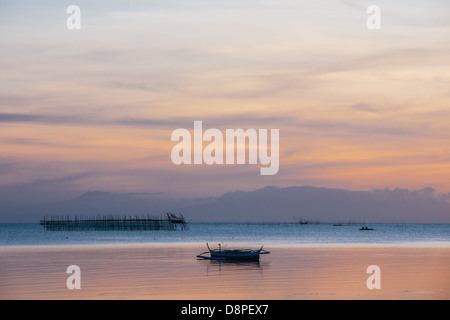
[40,212,187,231]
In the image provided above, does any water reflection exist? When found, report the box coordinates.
[200,258,270,274]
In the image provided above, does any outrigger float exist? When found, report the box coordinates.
[197,243,270,262]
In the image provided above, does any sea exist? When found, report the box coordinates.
[0,222,449,247]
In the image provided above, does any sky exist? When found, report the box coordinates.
[1,0,450,204]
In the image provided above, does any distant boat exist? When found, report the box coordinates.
[333,223,343,226]
[197,243,270,262]
[359,226,374,231]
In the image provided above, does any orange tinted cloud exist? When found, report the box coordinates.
[1,0,450,197]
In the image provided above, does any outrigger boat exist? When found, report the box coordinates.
[197,243,270,262]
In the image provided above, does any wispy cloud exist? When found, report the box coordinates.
[1,0,449,203]
[0,112,294,128]
[0,110,440,140]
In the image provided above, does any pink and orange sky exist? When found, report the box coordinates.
[1,0,450,201]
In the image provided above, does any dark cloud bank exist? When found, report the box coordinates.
[1,185,449,223]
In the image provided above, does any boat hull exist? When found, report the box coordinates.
[210,251,261,261]
[197,243,270,262]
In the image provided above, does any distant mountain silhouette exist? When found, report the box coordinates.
[74,190,113,200]
[181,186,450,223]
[1,186,449,223]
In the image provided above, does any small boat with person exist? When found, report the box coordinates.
[197,243,270,262]
[359,226,374,231]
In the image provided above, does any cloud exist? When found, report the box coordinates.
[351,103,380,113]
[0,137,60,147]
[4,184,449,223]
[1,0,449,201]
[0,172,92,205]
[0,111,293,129]
[0,109,436,145]
[0,113,43,123]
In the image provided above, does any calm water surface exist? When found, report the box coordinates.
[1,222,449,247]
[1,223,449,299]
